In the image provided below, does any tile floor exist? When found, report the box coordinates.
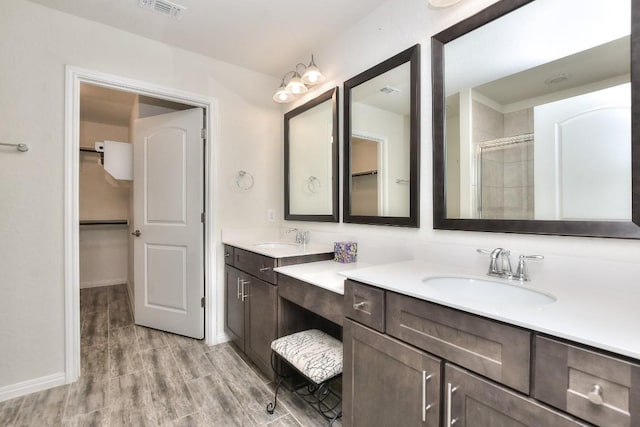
[0,284,341,426]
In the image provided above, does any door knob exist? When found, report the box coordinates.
[131,229,141,237]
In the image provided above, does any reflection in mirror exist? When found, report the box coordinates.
[344,45,420,227]
[285,87,339,222]
[432,0,640,238]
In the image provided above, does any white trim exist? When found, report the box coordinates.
[64,66,218,383]
[216,332,231,345]
[80,279,128,289]
[0,372,66,403]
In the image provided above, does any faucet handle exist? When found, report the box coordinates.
[515,254,544,281]
[476,248,492,255]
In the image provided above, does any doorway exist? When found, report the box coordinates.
[65,67,217,383]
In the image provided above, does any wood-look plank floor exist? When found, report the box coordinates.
[1,284,341,426]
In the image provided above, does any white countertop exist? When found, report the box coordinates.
[224,240,333,259]
[274,260,370,295]
[341,260,640,361]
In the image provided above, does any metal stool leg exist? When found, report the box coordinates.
[266,351,286,415]
[266,375,284,414]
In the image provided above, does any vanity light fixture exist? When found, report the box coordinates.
[273,55,326,103]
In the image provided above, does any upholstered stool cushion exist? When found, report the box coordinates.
[271,329,343,384]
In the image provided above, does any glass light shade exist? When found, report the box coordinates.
[273,83,295,103]
[301,66,325,85]
[285,74,308,95]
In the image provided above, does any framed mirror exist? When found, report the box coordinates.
[432,0,640,238]
[344,45,420,227]
[285,87,339,222]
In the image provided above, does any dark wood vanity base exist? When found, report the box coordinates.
[343,280,638,427]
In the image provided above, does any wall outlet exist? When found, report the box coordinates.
[267,208,276,222]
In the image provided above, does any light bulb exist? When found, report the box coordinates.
[285,73,308,95]
[301,55,325,85]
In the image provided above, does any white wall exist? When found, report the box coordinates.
[0,0,280,392]
[281,0,640,263]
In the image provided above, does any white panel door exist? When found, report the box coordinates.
[133,108,204,339]
[534,83,631,220]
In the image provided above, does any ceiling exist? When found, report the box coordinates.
[27,0,388,78]
[80,84,136,126]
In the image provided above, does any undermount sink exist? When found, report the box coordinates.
[422,276,556,308]
[253,242,300,249]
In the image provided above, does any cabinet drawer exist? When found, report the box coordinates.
[386,292,531,393]
[233,248,277,284]
[445,364,588,426]
[534,336,640,427]
[344,280,385,333]
[223,245,234,266]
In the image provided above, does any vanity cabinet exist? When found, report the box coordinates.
[343,280,601,427]
[343,319,441,427]
[444,364,587,426]
[225,265,277,377]
[223,244,333,379]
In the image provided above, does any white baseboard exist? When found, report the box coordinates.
[80,278,127,289]
[0,372,67,403]
[214,332,230,345]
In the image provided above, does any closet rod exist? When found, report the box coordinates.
[80,219,128,226]
[0,142,29,152]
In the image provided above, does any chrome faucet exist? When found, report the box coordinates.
[488,248,513,278]
[286,228,310,245]
[477,248,544,281]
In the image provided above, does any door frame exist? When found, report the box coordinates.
[64,65,217,383]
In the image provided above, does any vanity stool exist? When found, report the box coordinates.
[266,329,343,426]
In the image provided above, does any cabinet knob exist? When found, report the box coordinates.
[259,266,271,272]
[587,384,604,405]
[225,252,230,258]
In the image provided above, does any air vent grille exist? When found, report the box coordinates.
[379,86,400,95]
[139,0,185,19]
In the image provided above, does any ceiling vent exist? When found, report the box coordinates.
[379,86,400,95]
[139,0,186,19]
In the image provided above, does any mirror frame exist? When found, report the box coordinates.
[432,0,640,239]
[284,87,339,222]
[343,44,421,227]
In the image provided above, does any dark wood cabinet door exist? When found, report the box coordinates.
[444,364,588,427]
[225,266,244,351]
[244,275,277,380]
[343,319,441,427]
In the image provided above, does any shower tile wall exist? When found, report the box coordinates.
[473,100,534,219]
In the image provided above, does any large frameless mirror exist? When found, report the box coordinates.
[344,45,420,227]
[285,87,339,222]
[432,0,640,238]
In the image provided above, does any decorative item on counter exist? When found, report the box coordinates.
[334,241,357,263]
